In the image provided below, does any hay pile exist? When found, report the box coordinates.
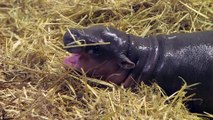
[0,0,212,119]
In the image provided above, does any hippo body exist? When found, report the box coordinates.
[63,26,213,113]
[129,31,213,113]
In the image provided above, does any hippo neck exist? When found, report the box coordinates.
[141,36,160,84]
[127,35,160,85]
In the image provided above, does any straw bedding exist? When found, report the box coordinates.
[0,0,213,119]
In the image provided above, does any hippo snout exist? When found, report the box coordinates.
[63,29,86,53]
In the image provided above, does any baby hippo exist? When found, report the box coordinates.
[63,25,213,114]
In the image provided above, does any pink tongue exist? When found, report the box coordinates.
[63,54,80,67]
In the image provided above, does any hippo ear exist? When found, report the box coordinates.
[118,54,135,69]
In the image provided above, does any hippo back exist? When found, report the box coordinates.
[153,31,213,113]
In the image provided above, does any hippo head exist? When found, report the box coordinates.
[63,25,136,86]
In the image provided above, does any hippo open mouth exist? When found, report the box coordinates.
[63,25,136,85]
[64,54,80,68]
[62,28,112,72]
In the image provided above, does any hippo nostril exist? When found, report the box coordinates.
[64,38,85,54]
[66,47,83,54]
[63,29,78,46]
[63,28,86,53]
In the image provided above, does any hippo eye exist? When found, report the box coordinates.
[87,46,102,56]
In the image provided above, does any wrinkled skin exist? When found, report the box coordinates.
[63,25,213,113]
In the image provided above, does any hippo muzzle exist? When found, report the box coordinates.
[63,25,213,114]
[63,26,136,85]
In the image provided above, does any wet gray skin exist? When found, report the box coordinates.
[63,25,213,114]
